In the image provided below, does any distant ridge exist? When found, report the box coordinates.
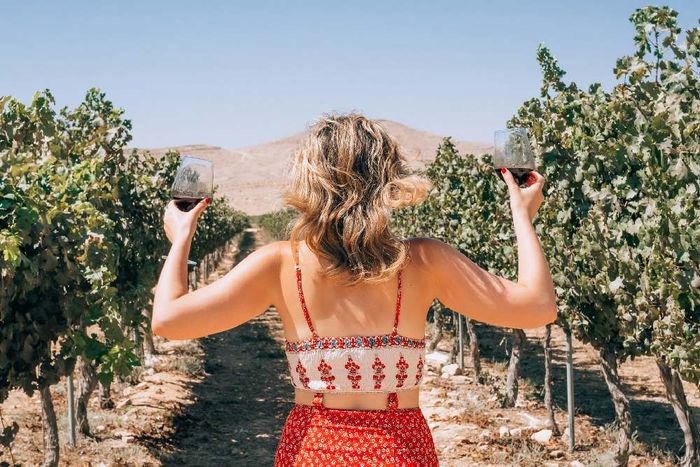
[135,120,492,215]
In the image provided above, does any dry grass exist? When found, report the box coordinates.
[152,355,204,377]
[456,397,493,429]
[490,437,550,466]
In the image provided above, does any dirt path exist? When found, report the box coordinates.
[157,312,293,465]
[155,229,295,466]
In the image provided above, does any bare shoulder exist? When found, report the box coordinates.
[236,240,286,272]
[401,237,459,306]
[403,237,456,266]
[260,240,287,262]
[273,240,293,264]
[402,237,459,284]
[403,237,468,285]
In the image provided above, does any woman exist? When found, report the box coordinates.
[152,113,557,465]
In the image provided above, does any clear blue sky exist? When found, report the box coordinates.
[3,1,699,148]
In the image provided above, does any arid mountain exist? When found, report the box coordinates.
[138,120,491,215]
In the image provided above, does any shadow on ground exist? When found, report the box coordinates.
[470,322,693,458]
[143,229,295,466]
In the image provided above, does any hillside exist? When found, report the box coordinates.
[136,120,491,215]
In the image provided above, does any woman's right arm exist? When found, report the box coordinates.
[416,168,557,329]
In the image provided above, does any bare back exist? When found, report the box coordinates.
[276,239,432,410]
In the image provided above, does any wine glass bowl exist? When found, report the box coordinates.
[172,156,214,211]
[493,128,537,187]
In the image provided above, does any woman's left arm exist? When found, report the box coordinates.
[152,199,282,340]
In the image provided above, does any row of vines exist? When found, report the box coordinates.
[393,7,699,467]
[0,89,249,466]
[253,208,297,242]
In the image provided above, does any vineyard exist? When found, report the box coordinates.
[0,4,699,467]
[392,6,700,466]
[0,90,249,466]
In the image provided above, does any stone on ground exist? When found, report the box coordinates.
[531,428,553,444]
[441,363,462,377]
[549,449,565,459]
[518,411,545,428]
[431,424,478,444]
[426,351,450,368]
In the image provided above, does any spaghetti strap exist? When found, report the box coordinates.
[292,240,318,340]
[292,240,402,340]
[391,270,403,336]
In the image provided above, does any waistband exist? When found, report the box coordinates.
[291,402,423,414]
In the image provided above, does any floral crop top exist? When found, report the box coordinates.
[284,241,426,397]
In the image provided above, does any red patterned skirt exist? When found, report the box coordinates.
[274,403,438,466]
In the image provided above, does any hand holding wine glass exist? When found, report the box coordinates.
[164,155,213,246]
[501,168,544,222]
[163,196,210,244]
[493,128,544,222]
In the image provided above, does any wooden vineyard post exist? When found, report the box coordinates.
[458,314,464,371]
[189,266,198,291]
[66,373,76,447]
[565,329,575,452]
[449,311,459,365]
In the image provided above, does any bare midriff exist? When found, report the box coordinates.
[294,387,420,410]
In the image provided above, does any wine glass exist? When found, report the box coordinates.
[164,155,213,267]
[493,128,537,187]
[171,155,214,212]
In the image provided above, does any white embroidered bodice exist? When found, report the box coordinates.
[284,241,426,395]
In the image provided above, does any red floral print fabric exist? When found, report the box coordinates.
[295,361,310,389]
[372,356,386,390]
[317,359,336,390]
[274,404,439,466]
[345,356,362,390]
[395,354,409,388]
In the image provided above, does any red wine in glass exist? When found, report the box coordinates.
[494,167,533,187]
[171,156,214,212]
[173,195,205,212]
[493,129,536,187]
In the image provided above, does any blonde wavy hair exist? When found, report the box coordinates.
[282,113,432,286]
